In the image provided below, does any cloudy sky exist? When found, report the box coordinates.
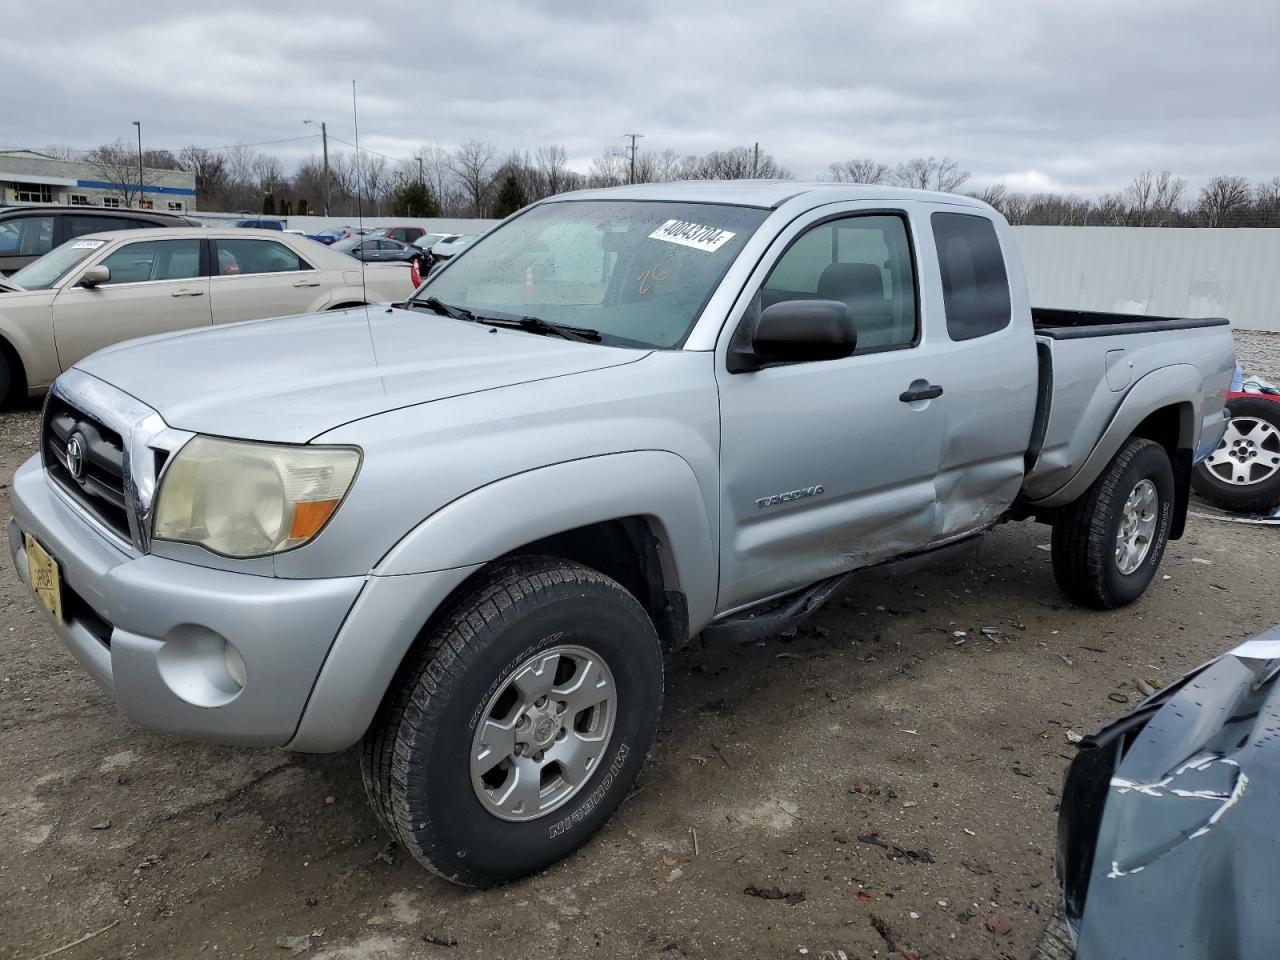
[6,0,1279,196]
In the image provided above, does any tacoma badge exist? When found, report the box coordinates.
[755,485,824,509]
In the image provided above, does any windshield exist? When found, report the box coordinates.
[332,237,362,254]
[9,238,108,291]
[413,201,768,348]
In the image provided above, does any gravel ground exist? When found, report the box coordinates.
[1,330,1278,959]
[1233,328,1280,381]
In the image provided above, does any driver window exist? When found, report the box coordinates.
[761,214,918,351]
[98,239,203,284]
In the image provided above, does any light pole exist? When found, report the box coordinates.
[304,119,331,216]
[131,121,144,208]
[623,132,644,184]
[414,155,426,218]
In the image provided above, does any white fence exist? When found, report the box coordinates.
[1014,226,1280,333]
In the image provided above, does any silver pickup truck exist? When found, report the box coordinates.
[7,181,1234,886]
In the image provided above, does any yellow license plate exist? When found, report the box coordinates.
[24,533,63,623]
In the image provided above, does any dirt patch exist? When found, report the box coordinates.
[2,398,1276,959]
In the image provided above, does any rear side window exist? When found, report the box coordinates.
[214,238,311,276]
[0,215,54,257]
[931,212,1011,341]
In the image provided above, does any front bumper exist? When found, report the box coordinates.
[10,453,482,751]
[9,454,367,747]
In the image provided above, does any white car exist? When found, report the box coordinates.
[0,228,412,401]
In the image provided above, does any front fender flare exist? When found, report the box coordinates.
[374,450,719,629]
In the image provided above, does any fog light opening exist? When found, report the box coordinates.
[223,640,247,690]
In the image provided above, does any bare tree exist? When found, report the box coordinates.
[84,140,164,207]
[38,144,84,161]
[358,155,391,215]
[892,156,969,193]
[142,148,180,171]
[1152,170,1186,222]
[649,148,685,183]
[251,154,285,194]
[827,159,890,184]
[535,144,569,196]
[1124,169,1156,225]
[326,152,356,199]
[971,182,1009,209]
[291,156,328,214]
[177,145,228,209]
[450,140,497,216]
[1197,175,1251,227]
[1123,170,1184,226]
[1255,177,1280,226]
[588,146,629,187]
[686,146,790,180]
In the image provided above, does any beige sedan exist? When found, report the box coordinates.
[0,227,415,401]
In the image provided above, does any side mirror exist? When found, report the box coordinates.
[730,299,857,371]
[79,265,110,288]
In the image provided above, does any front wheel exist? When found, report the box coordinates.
[1051,437,1174,609]
[361,557,663,886]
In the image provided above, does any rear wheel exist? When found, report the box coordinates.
[361,557,663,886]
[1191,396,1280,513]
[1051,437,1174,609]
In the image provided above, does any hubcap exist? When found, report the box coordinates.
[470,644,616,822]
[1204,416,1280,486]
[1115,478,1159,575]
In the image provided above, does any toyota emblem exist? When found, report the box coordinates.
[66,434,85,480]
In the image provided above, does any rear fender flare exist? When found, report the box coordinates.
[1030,364,1200,509]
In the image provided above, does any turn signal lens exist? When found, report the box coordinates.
[288,498,342,541]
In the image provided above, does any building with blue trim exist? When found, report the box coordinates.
[0,150,197,212]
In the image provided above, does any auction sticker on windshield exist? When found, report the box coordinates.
[648,219,736,252]
[71,240,106,249]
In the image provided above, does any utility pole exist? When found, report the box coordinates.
[131,121,144,208]
[751,141,759,178]
[417,155,424,189]
[623,132,644,184]
[305,119,331,216]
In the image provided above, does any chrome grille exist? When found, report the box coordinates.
[42,395,131,541]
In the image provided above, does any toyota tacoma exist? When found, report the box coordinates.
[8,181,1235,885]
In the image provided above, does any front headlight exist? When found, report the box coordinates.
[153,437,361,558]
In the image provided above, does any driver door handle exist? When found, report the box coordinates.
[292,279,321,287]
[899,383,943,403]
[171,288,204,297]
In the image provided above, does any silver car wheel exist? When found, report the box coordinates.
[470,644,617,822]
[1203,416,1280,486]
[1114,478,1159,575]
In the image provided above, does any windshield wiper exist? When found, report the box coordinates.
[405,296,476,322]
[404,298,601,343]
[475,314,602,343]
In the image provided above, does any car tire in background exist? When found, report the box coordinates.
[1051,437,1174,609]
[1191,396,1280,514]
[361,556,663,886]
[0,352,11,406]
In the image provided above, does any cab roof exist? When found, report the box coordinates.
[546,179,990,211]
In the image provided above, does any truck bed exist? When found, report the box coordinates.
[1032,307,1230,340]
[1022,308,1235,505]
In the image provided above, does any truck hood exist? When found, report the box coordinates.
[73,306,646,442]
